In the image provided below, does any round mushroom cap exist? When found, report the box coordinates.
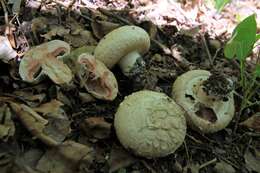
[114,90,186,158]
[94,25,150,69]
[172,70,235,133]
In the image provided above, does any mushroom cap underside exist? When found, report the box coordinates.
[172,70,235,133]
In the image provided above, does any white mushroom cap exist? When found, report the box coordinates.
[172,70,235,133]
[94,25,150,72]
[114,90,186,158]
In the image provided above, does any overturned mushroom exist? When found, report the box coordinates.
[114,90,186,158]
[172,70,235,133]
[19,40,72,84]
[77,53,118,101]
[94,25,150,76]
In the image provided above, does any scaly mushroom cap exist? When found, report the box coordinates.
[77,53,118,101]
[114,90,186,158]
[172,70,235,133]
[19,40,72,84]
[94,25,150,69]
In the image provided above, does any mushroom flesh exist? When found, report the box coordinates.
[172,70,235,133]
[19,40,72,84]
[77,53,118,101]
[114,90,186,158]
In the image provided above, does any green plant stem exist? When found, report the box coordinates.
[240,61,246,92]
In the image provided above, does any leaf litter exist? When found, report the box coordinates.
[0,0,259,173]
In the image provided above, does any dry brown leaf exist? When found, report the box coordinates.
[64,30,97,48]
[36,140,94,173]
[240,112,260,131]
[108,144,137,173]
[91,20,121,39]
[80,117,111,140]
[0,103,15,141]
[41,25,70,40]
[33,99,64,117]
[9,102,59,146]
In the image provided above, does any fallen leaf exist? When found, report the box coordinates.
[36,140,94,173]
[80,117,111,140]
[0,103,15,141]
[41,25,70,40]
[213,161,235,173]
[108,144,137,173]
[33,99,64,117]
[244,149,260,173]
[240,112,260,131]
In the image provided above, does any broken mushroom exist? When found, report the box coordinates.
[172,70,235,133]
[94,25,150,75]
[114,90,186,158]
[19,40,72,84]
[0,36,17,62]
[77,53,118,101]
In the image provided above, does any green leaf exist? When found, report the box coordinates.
[256,34,260,41]
[254,64,260,77]
[215,0,231,12]
[224,14,257,61]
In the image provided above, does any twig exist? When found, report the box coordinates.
[98,8,133,25]
[141,160,157,173]
[199,158,217,169]
[201,34,213,66]
[0,0,9,25]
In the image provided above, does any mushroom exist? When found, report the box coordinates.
[19,40,72,84]
[77,53,118,101]
[0,36,17,63]
[94,25,150,76]
[172,70,235,133]
[114,90,186,158]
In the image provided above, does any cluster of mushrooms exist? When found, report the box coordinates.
[19,25,235,158]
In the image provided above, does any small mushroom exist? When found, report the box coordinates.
[172,70,235,133]
[19,40,72,84]
[77,53,118,101]
[0,36,17,62]
[94,25,150,76]
[114,90,186,158]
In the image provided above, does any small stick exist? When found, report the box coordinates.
[0,0,9,25]
[199,158,217,169]
[201,34,213,66]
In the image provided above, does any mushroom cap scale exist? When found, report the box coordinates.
[94,25,150,69]
[172,70,235,133]
[114,90,186,158]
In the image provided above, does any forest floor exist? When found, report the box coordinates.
[0,0,259,173]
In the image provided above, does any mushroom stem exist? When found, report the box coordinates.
[118,51,144,76]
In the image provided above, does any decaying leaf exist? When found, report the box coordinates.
[32,99,64,117]
[19,40,72,84]
[240,112,260,131]
[0,103,15,141]
[244,149,260,173]
[91,20,121,39]
[64,30,97,48]
[108,145,137,173]
[36,140,94,173]
[41,25,70,40]
[31,17,48,34]
[9,102,59,146]
[213,161,236,173]
[78,92,96,103]
[80,117,111,140]
[0,36,17,63]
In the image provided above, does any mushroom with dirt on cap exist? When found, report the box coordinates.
[171,70,235,133]
[94,25,150,76]
[114,90,186,158]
